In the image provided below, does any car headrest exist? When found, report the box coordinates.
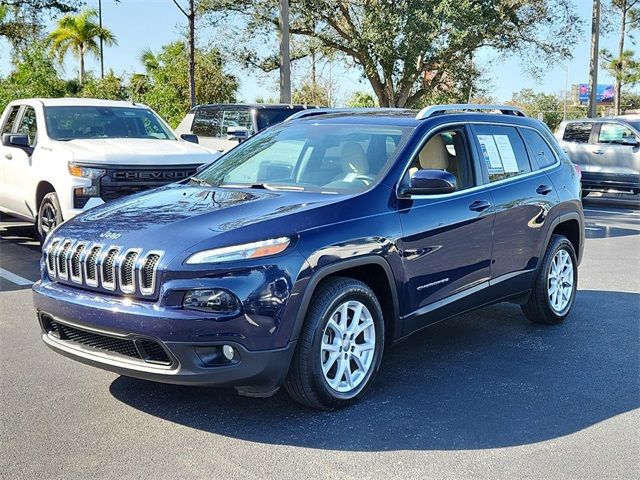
[341,142,369,174]
[419,135,449,170]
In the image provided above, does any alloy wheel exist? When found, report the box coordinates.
[547,249,574,313]
[320,300,376,393]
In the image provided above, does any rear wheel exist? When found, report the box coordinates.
[522,234,578,324]
[37,192,62,244]
[284,277,385,410]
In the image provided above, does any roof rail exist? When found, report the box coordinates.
[285,107,411,122]
[416,104,526,120]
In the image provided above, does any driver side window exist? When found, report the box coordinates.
[17,107,38,147]
[408,128,474,191]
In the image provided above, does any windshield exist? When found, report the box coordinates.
[193,122,413,193]
[44,106,176,141]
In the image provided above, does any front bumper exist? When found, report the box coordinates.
[33,281,297,396]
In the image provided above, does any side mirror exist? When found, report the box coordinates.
[2,133,30,148]
[403,169,457,195]
[227,127,249,143]
[181,133,199,144]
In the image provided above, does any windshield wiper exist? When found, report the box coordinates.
[223,183,305,191]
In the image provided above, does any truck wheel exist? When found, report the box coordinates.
[522,234,578,324]
[284,277,385,410]
[37,192,62,243]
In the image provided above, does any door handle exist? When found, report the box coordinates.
[4,153,11,160]
[469,200,491,212]
[592,149,604,154]
[536,184,553,195]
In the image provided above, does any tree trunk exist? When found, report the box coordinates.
[79,44,85,85]
[188,0,196,108]
[615,2,627,115]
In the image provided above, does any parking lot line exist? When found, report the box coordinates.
[584,208,639,216]
[0,267,33,286]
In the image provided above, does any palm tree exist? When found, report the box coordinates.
[48,9,117,85]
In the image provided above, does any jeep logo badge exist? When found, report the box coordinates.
[99,231,122,240]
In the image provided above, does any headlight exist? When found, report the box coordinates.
[68,163,106,179]
[186,237,291,264]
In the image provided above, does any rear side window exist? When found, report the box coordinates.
[473,125,531,183]
[2,106,20,134]
[192,108,253,138]
[562,122,592,143]
[519,128,557,169]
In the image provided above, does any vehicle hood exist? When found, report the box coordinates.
[53,138,219,165]
[54,183,350,256]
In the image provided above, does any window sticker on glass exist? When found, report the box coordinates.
[493,135,519,173]
[477,134,519,174]
[477,135,503,173]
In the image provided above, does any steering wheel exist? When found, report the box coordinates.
[352,174,375,185]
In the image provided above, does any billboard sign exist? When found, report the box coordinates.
[578,84,614,104]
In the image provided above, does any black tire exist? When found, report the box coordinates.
[37,192,63,244]
[284,276,385,410]
[521,234,578,324]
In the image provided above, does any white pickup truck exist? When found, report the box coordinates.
[0,98,219,241]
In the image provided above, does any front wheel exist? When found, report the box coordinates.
[284,277,385,410]
[522,234,578,324]
[37,192,63,244]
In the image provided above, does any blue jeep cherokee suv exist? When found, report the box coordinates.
[33,105,584,409]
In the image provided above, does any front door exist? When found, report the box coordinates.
[591,122,640,181]
[2,105,37,218]
[398,125,494,331]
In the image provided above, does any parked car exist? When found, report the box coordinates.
[175,103,314,152]
[34,105,584,410]
[556,116,640,196]
[0,98,220,242]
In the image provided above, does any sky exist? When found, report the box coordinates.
[0,0,625,104]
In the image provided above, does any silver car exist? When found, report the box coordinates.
[556,117,640,196]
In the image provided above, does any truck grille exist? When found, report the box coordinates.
[41,315,172,366]
[45,238,163,297]
[100,165,199,202]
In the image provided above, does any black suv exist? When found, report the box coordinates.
[34,105,584,410]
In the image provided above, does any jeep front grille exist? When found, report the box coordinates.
[44,238,163,297]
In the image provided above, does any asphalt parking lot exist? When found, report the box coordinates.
[1,195,638,479]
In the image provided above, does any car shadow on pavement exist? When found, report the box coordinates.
[110,289,640,451]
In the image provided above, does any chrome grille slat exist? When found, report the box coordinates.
[46,239,61,278]
[100,247,120,291]
[139,252,163,296]
[119,249,140,294]
[84,244,102,287]
[44,240,162,297]
[56,240,74,280]
[70,243,87,284]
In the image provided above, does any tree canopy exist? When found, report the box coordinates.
[202,0,583,108]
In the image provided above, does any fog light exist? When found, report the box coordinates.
[74,186,99,196]
[183,289,239,313]
[222,345,235,361]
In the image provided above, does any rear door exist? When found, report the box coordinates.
[470,124,558,287]
[591,121,640,178]
[397,124,494,332]
[559,121,593,171]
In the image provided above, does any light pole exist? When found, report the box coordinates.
[279,0,291,104]
[559,63,569,121]
[99,0,104,78]
[588,0,600,118]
